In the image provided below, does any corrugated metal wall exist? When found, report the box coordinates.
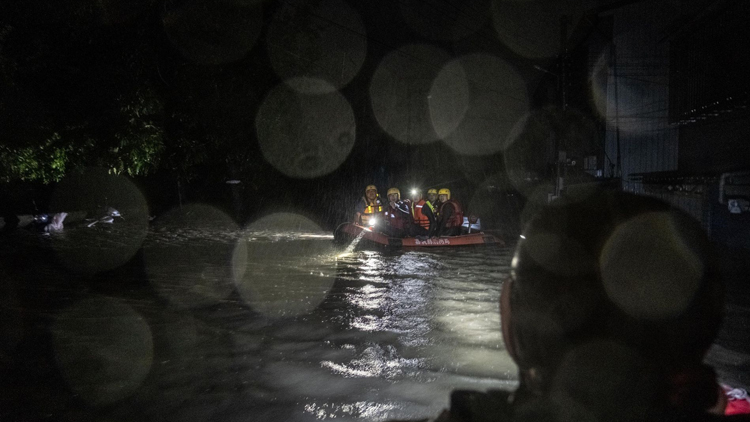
[602,2,704,222]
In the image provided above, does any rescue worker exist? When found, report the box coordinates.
[434,188,463,237]
[426,188,439,207]
[405,188,436,237]
[408,189,741,422]
[354,185,383,226]
[382,187,411,238]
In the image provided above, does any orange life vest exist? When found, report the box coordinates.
[411,199,433,229]
[438,199,464,228]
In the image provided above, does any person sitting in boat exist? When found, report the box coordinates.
[383,187,412,238]
[434,188,464,237]
[418,189,743,422]
[404,188,435,237]
[424,188,439,237]
[354,184,383,226]
[460,214,481,234]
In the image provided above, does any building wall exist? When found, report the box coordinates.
[598,2,712,224]
[601,2,679,193]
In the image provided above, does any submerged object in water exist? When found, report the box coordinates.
[31,212,68,233]
[86,207,123,227]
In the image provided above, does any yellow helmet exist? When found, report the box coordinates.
[387,187,400,199]
[365,184,377,193]
[438,188,451,199]
[427,188,438,195]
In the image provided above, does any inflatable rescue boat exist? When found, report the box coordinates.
[334,223,504,248]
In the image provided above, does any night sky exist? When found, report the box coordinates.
[1,0,609,228]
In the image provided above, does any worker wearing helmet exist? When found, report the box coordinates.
[434,188,464,236]
[426,188,438,205]
[355,184,382,226]
[424,188,439,237]
[406,188,436,237]
[383,187,411,238]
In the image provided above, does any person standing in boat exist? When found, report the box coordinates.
[383,187,411,238]
[355,184,383,226]
[434,188,464,237]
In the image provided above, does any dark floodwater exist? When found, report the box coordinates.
[1,216,749,422]
[1,218,516,422]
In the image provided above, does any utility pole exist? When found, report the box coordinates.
[551,15,571,203]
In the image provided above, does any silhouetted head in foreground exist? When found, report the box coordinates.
[502,188,725,421]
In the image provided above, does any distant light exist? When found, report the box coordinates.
[411,189,418,195]
[519,235,526,239]
[226,180,241,184]
[368,217,378,227]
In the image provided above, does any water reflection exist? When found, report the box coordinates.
[309,246,516,419]
[4,224,517,421]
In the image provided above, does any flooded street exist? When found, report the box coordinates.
[1,215,517,421]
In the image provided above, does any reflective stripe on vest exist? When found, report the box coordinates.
[364,204,382,214]
[412,200,431,229]
[361,197,382,225]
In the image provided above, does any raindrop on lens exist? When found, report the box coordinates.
[256,80,356,179]
[51,296,153,406]
[370,44,451,145]
[232,213,336,318]
[429,53,529,156]
[144,204,238,309]
[600,212,703,319]
[266,0,366,94]
[49,168,149,275]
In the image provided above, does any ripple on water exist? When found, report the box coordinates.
[9,225,518,421]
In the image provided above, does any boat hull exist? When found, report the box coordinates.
[335,223,504,248]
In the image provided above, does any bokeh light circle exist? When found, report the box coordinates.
[399,0,490,42]
[144,204,238,309]
[522,231,593,278]
[96,0,155,24]
[591,44,670,134]
[512,393,596,422]
[429,53,529,156]
[491,0,596,59]
[266,0,366,93]
[163,0,262,65]
[550,341,650,421]
[232,212,337,318]
[370,44,452,145]
[590,50,612,128]
[503,107,598,196]
[516,182,554,229]
[600,212,703,320]
[51,296,153,406]
[256,80,356,178]
[49,168,149,275]
[467,173,524,235]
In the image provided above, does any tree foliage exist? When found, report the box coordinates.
[0,2,168,183]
